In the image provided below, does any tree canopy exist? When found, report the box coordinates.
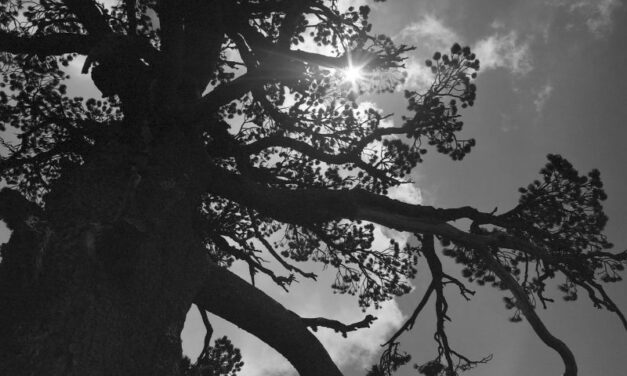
[0,1,625,376]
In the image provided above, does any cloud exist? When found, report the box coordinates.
[473,31,533,75]
[577,0,621,37]
[402,60,438,92]
[548,0,621,37]
[397,15,459,50]
[395,15,461,91]
[567,0,621,37]
[387,183,423,205]
[533,82,554,113]
[396,15,534,86]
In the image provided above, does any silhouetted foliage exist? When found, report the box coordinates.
[181,337,243,376]
[0,1,624,376]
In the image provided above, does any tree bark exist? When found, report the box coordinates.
[0,124,208,376]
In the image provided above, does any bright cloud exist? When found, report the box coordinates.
[395,15,461,91]
[402,60,437,92]
[473,31,533,75]
[387,183,423,205]
[397,15,459,50]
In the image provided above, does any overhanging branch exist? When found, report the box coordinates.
[201,163,625,376]
[194,260,343,376]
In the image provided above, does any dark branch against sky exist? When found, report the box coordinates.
[180,1,627,375]
[0,0,625,375]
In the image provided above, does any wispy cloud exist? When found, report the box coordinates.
[550,0,622,37]
[473,31,533,75]
[396,15,535,89]
[533,82,554,113]
[578,0,621,36]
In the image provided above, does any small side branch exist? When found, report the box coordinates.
[249,213,318,281]
[442,272,475,301]
[197,305,214,362]
[384,281,435,346]
[301,315,376,338]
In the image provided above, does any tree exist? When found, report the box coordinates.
[0,1,624,376]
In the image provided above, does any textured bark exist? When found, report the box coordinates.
[0,118,348,376]
[0,124,208,376]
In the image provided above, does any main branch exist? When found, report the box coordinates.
[201,164,624,376]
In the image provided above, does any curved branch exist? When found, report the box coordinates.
[384,281,435,346]
[475,246,577,376]
[194,260,344,376]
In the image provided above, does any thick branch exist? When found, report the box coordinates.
[0,31,93,55]
[194,260,343,376]
[201,164,622,376]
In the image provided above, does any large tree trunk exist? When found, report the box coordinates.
[0,121,208,376]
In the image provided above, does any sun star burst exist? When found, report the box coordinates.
[343,64,364,85]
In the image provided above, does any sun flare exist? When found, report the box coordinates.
[343,65,364,84]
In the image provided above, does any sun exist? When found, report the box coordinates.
[342,64,364,85]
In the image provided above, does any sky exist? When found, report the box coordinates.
[2,1,627,376]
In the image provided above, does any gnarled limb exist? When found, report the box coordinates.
[202,163,625,376]
[194,260,344,376]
